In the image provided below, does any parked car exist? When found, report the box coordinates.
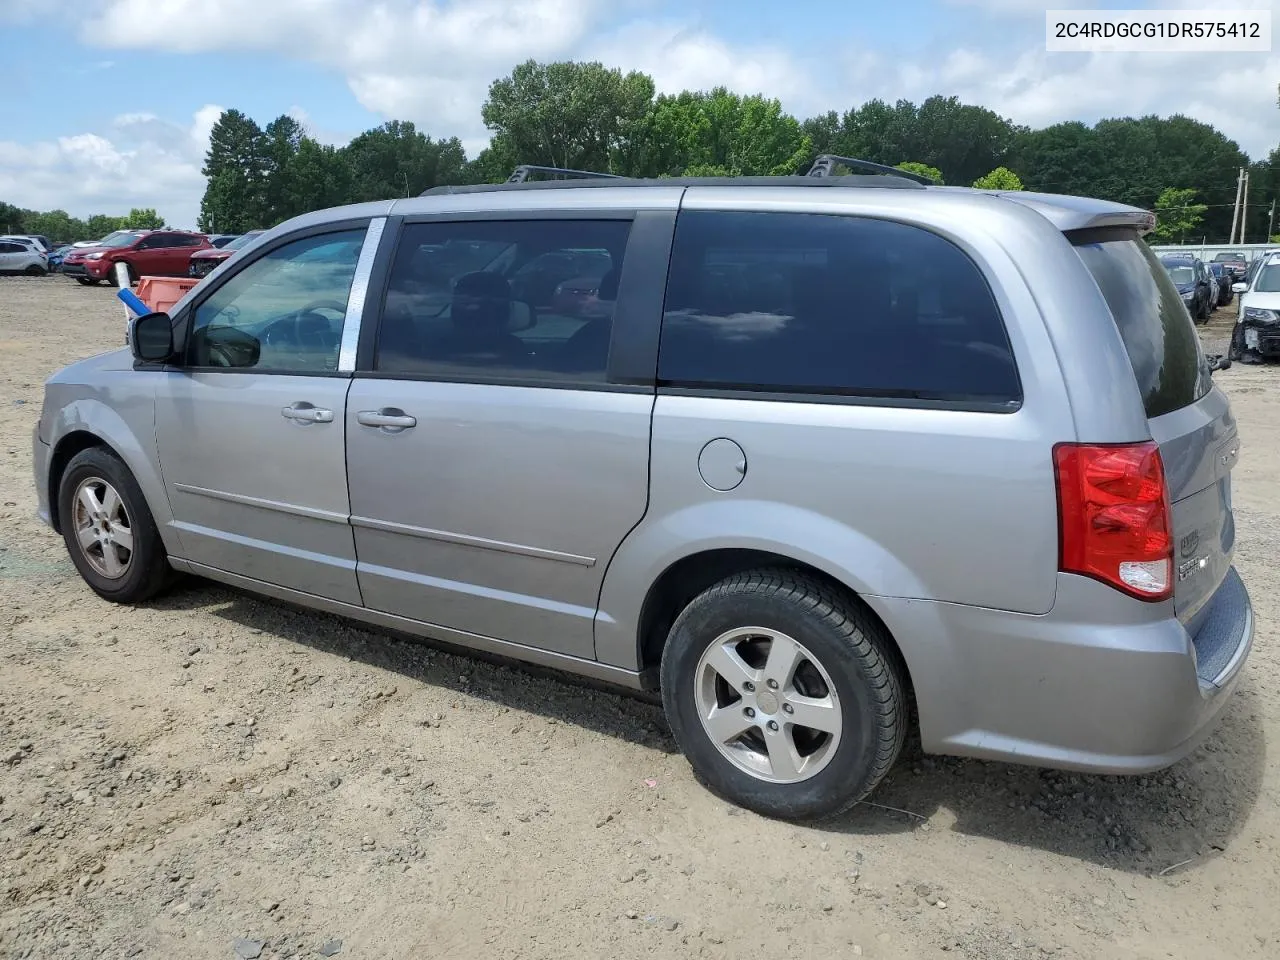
[1229,251,1280,363]
[62,230,211,285]
[1161,255,1213,321]
[208,234,241,249]
[33,163,1252,820]
[1208,262,1234,306]
[188,230,265,278]
[0,234,51,252]
[1212,250,1248,282]
[0,238,48,275]
[46,244,75,272]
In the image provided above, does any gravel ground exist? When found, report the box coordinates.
[1,279,1278,960]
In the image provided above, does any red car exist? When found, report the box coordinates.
[187,230,266,279]
[62,230,211,285]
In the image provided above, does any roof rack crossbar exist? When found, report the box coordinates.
[806,154,933,185]
[506,164,623,184]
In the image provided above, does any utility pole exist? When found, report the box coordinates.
[1229,167,1245,245]
[1241,170,1251,244]
[1268,199,1276,243]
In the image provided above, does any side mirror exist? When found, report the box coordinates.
[131,312,174,363]
[1232,282,1248,294]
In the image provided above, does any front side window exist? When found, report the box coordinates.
[188,228,366,373]
[658,211,1020,403]
[375,219,632,383]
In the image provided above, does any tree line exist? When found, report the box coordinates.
[0,204,165,244]
[6,59,1276,243]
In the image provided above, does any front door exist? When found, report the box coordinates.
[345,216,656,658]
[154,224,375,604]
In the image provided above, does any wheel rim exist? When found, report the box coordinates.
[71,476,134,580]
[693,626,842,784]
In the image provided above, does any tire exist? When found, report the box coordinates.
[660,568,907,821]
[24,264,46,276]
[57,447,173,604]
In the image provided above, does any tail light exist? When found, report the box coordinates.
[1053,441,1173,602]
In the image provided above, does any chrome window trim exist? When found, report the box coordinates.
[338,216,386,373]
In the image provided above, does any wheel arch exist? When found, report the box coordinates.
[632,548,915,704]
[45,397,181,555]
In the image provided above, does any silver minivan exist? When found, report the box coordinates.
[32,159,1253,820]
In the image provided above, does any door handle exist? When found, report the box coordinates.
[281,402,334,424]
[357,408,417,432]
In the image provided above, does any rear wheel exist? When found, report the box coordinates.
[57,447,173,603]
[660,569,907,821]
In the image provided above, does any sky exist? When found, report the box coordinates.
[0,0,1277,229]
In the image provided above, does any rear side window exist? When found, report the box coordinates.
[1072,232,1209,419]
[658,211,1020,405]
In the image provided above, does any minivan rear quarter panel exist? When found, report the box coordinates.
[595,189,1083,671]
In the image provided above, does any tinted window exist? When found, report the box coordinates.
[376,219,631,383]
[0,242,21,253]
[1165,265,1195,284]
[188,229,366,373]
[657,211,1019,403]
[174,235,201,247]
[1074,233,1209,419]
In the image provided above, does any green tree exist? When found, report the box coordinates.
[283,138,353,215]
[896,161,943,184]
[972,166,1024,190]
[23,209,87,242]
[1152,187,1207,243]
[0,201,27,235]
[122,208,165,229]
[481,60,655,174]
[342,121,467,200]
[199,109,265,232]
[259,114,305,224]
[629,88,810,178]
[86,214,125,238]
[813,96,1015,185]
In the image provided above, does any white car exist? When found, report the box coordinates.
[0,234,50,252]
[0,238,49,275]
[1230,252,1280,363]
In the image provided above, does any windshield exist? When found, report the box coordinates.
[1075,232,1210,419]
[1166,265,1195,284]
[100,232,142,249]
[1253,264,1280,293]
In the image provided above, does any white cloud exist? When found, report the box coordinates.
[0,107,219,228]
[591,21,811,102]
[2,0,1276,225]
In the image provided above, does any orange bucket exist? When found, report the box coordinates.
[135,276,199,315]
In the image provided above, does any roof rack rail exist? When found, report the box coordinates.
[806,154,933,185]
[506,164,623,184]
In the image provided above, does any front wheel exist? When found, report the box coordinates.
[660,569,907,821]
[57,447,173,603]
[24,264,46,276]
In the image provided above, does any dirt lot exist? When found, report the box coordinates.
[1,279,1277,960]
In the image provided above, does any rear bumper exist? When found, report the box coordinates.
[874,568,1253,774]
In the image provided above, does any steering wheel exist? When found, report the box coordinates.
[263,299,347,352]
